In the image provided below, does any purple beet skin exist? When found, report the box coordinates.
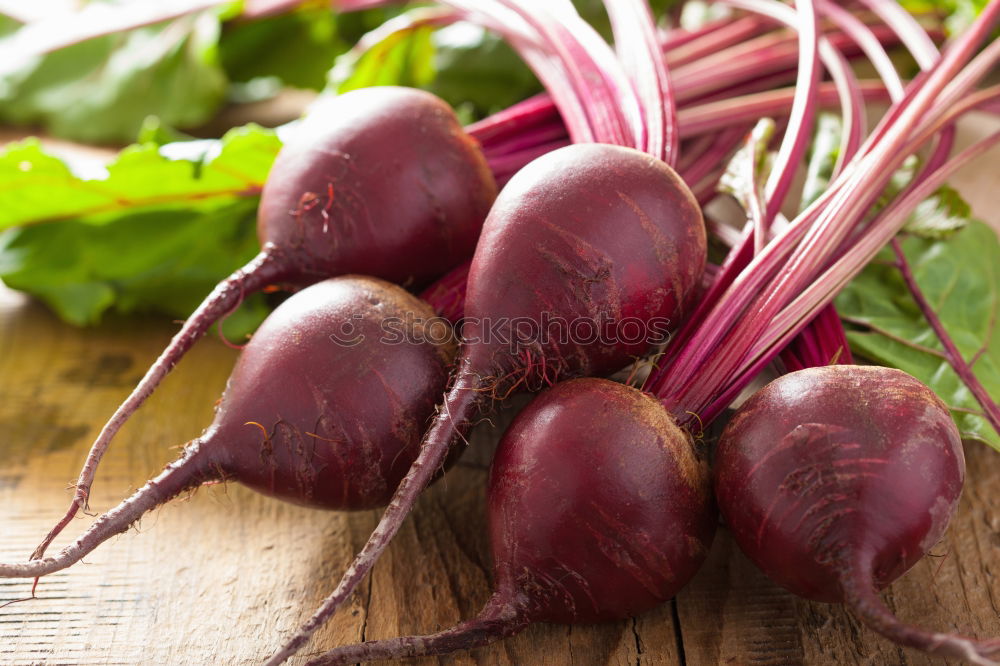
[715,365,999,664]
[488,378,715,624]
[208,276,456,509]
[268,143,708,662]
[300,378,715,665]
[34,85,496,559]
[258,86,497,286]
[1,276,456,580]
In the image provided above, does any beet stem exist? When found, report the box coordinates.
[30,247,288,562]
[264,371,485,666]
[0,442,211,580]
[842,565,1000,665]
[302,595,526,666]
[419,260,470,324]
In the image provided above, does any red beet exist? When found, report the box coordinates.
[300,378,714,665]
[715,365,1000,664]
[0,276,455,578]
[257,87,495,284]
[36,86,497,557]
[268,142,707,663]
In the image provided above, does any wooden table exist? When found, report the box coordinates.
[1,117,998,665]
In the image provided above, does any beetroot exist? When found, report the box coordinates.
[35,85,497,557]
[207,277,455,509]
[299,378,714,665]
[715,365,1000,664]
[267,142,707,662]
[0,276,455,578]
[257,87,495,284]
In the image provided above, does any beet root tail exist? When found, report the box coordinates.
[264,371,487,666]
[31,248,288,562]
[843,569,1000,665]
[2,442,211,580]
[302,596,526,666]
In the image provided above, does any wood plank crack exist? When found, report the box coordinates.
[670,599,687,666]
[631,615,643,666]
[360,572,372,644]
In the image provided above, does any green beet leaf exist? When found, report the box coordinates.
[328,8,540,122]
[331,19,437,95]
[836,221,1000,450]
[898,0,992,35]
[0,8,228,144]
[0,199,269,340]
[0,126,281,338]
[0,124,279,230]
[219,6,347,92]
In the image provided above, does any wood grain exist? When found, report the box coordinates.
[0,116,998,666]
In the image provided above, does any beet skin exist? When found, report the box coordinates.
[259,86,497,286]
[35,85,496,559]
[715,365,999,663]
[488,378,715,624]
[0,276,456,580]
[271,143,709,658]
[208,276,456,509]
[301,378,715,665]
